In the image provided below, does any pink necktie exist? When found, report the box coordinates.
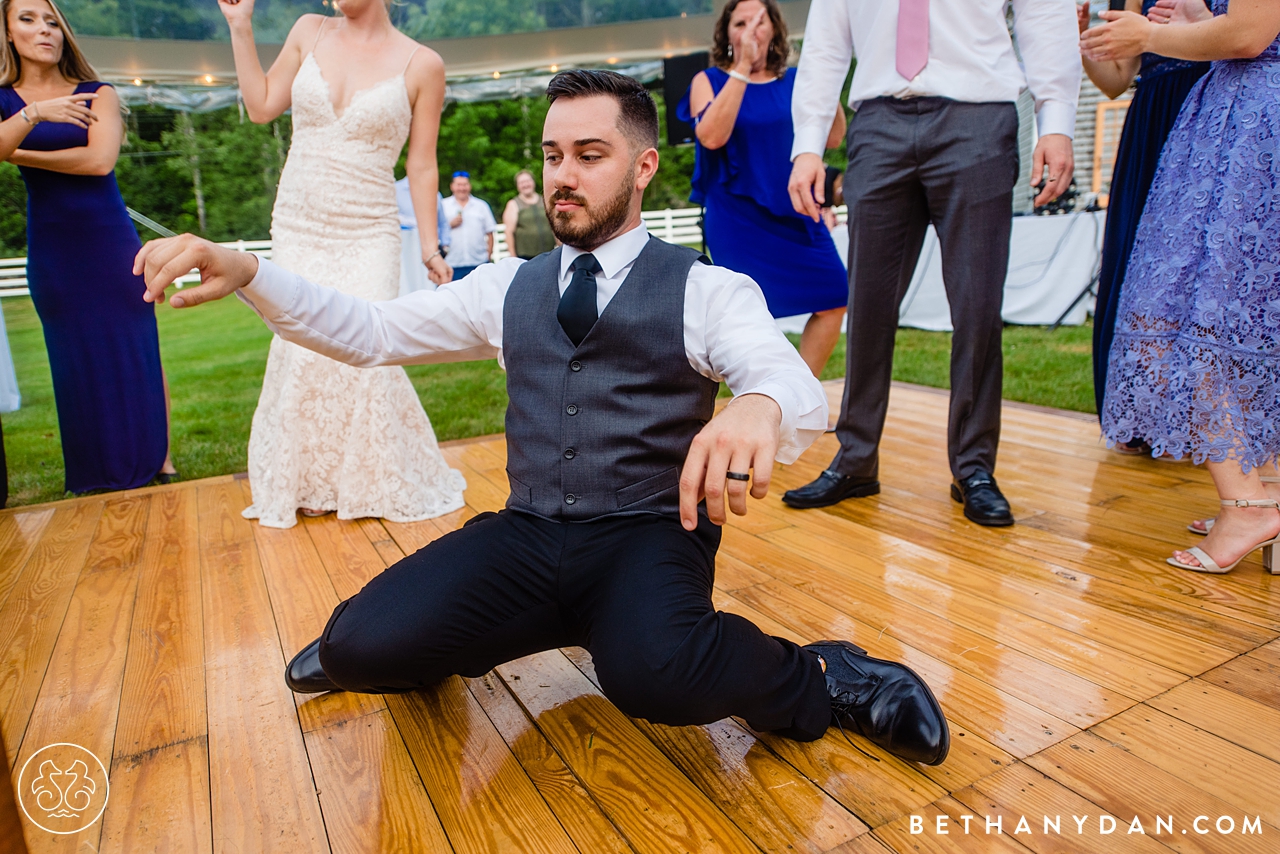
[896,0,929,81]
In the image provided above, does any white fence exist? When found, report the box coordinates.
[0,207,709,298]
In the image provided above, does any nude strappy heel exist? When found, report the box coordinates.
[1169,498,1280,574]
[1188,476,1280,535]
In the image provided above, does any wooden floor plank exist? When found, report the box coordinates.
[100,739,213,854]
[872,798,1035,854]
[248,507,385,734]
[196,481,329,854]
[1088,706,1280,827]
[720,580,1081,760]
[102,488,212,854]
[560,646,872,854]
[303,710,454,854]
[495,650,761,854]
[466,672,636,854]
[709,588,1018,796]
[1145,678,1280,764]
[0,500,104,754]
[0,507,53,611]
[385,679,580,854]
[12,496,148,853]
[951,764,1171,854]
[1198,649,1280,710]
[1025,731,1280,853]
[115,488,207,758]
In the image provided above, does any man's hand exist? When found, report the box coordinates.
[679,393,781,531]
[1031,133,1075,207]
[788,152,827,222]
[134,234,260,308]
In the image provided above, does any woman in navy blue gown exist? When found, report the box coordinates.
[1082,0,1209,449]
[679,0,847,377]
[0,0,173,493]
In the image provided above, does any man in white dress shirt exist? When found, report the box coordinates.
[134,71,949,765]
[441,172,497,280]
[784,0,1081,527]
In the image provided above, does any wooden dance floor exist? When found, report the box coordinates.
[3,381,1279,853]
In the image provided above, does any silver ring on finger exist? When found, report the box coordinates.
[725,471,751,482]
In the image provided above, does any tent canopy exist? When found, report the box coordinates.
[81,1,810,108]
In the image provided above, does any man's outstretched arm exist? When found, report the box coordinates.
[136,234,505,367]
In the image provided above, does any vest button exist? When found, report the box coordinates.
[570,361,582,372]
[566,404,578,415]
[564,493,576,505]
[564,448,575,460]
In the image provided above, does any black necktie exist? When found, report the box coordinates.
[558,253,601,346]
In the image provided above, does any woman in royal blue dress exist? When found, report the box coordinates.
[1081,0,1210,450]
[0,0,175,493]
[678,0,847,377]
[1084,0,1280,574]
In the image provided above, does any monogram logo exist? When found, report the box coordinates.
[17,743,109,835]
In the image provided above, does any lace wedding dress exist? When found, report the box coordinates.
[242,43,466,529]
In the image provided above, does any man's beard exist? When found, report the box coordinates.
[545,168,635,250]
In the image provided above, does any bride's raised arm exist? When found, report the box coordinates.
[218,0,321,123]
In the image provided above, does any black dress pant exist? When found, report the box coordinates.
[318,509,832,740]
[833,97,1020,481]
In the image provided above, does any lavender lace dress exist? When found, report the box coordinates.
[1101,1,1280,470]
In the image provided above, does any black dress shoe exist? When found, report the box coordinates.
[804,640,949,765]
[951,470,1014,527]
[782,470,880,509]
[285,637,340,694]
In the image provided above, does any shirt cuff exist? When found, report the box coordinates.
[1035,101,1077,140]
[738,380,828,465]
[236,255,299,319]
[790,126,832,161]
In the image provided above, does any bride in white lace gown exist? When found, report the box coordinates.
[221,0,464,528]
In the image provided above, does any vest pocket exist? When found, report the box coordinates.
[616,467,680,508]
[507,470,532,504]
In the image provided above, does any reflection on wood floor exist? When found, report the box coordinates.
[3,381,1278,853]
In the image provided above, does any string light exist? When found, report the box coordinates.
[203,74,214,84]
[549,64,559,72]
[606,57,618,64]
[492,70,501,79]
[132,78,142,86]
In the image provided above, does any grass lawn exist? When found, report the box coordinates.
[0,294,1094,507]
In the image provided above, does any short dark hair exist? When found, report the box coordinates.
[545,69,659,151]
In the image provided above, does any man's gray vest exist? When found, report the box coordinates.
[502,238,719,520]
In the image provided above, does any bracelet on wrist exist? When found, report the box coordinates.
[20,107,38,125]
[423,250,442,266]
[727,69,752,84]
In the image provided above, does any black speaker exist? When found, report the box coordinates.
[663,51,710,146]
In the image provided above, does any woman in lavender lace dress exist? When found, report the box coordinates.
[1083,0,1280,574]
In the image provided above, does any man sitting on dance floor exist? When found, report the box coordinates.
[134,70,949,765]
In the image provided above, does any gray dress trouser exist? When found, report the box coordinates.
[831,97,1021,481]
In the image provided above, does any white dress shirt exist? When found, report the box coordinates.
[237,223,828,464]
[791,0,1082,159]
[441,194,496,267]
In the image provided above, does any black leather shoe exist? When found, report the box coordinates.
[805,640,949,765]
[285,637,340,694]
[782,470,880,509]
[951,470,1014,527]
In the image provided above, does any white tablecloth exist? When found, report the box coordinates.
[782,210,1104,334]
